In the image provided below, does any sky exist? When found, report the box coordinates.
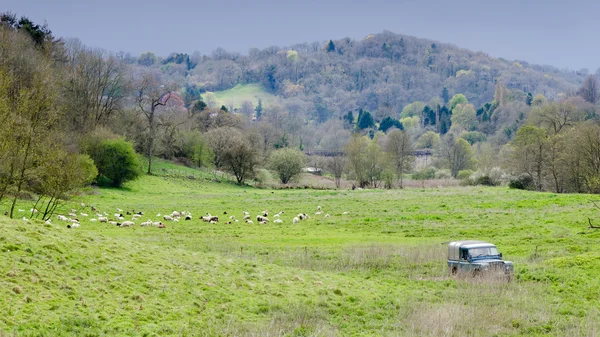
[4,0,600,71]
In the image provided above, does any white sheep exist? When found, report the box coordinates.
[57,215,69,221]
[156,213,161,217]
[342,211,349,215]
[274,214,280,218]
[256,215,269,222]
[315,211,323,215]
[173,218,179,223]
[243,211,249,216]
[80,213,88,217]
[317,206,321,211]
[292,217,299,224]
[274,219,283,224]
[140,220,152,226]
[69,212,77,217]
[98,217,108,223]
[172,211,181,217]
[90,218,97,222]
[152,221,163,227]
[109,221,118,225]
[163,215,173,221]
[325,214,330,218]
[245,219,254,224]
[69,223,80,228]
[120,221,135,227]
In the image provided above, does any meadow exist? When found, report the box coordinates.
[1,166,600,336]
[202,84,279,111]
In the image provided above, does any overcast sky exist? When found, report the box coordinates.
[4,0,600,71]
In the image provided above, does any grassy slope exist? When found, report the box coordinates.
[2,175,600,336]
[202,84,279,110]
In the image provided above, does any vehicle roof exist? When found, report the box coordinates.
[448,240,496,248]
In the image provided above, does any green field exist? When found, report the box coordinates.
[202,84,279,111]
[2,171,600,336]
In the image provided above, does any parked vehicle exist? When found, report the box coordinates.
[447,240,513,279]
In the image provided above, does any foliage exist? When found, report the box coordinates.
[449,94,468,110]
[416,131,441,150]
[86,138,142,187]
[450,103,477,131]
[357,109,375,130]
[412,167,436,180]
[268,148,306,184]
[378,116,403,133]
[138,52,157,67]
[457,170,473,180]
[508,174,534,190]
[440,137,476,178]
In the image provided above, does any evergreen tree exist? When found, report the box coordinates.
[442,87,450,104]
[255,99,263,120]
[379,116,403,132]
[326,40,336,53]
[526,92,533,106]
[357,110,375,130]
[220,105,228,112]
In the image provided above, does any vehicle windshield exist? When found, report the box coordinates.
[469,247,499,257]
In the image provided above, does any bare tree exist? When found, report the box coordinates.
[135,73,174,174]
[578,75,599,104]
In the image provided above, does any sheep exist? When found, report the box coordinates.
[120,221,135,228]
[234,219,239,222]
[152,221,163,227]
[274,214,280,218]
[45,219,51,225]
[298,213,307,220]
[90,218,97,222]
[163,215,173,221]
[315,211,323,215]
[274,219,283,224]
[114,213,123,218]
[70,219,80,224]
[69,212,77,217]
[209,219,217,224]
[116,208,123,213]
[117,216,125,221]
[80,213,88,217]
[261,210,269,217]
[98,217,108,223]
[202,214,218,222]
[157,223,166,228]
[80,203,86,208]
[132,214,141,219]
[30,208,39,214]
[173,218,179,223]
[292,217,299,224]
[91,206,98,212]
[256,215,269,223]
[259,221,267,225]
[68,223,80,228]
[245,220,254,224]
[185,215,192,221]
[243,215,250,220]
[57,215,69,221]
[140,220,152,226]
[242,211,250,216]
[317,206,321,211]
[156,213,162,217]
[172,211,181,217]
[22,217,29,222]
[325,214,330,218]
[229,215,236,220]
[109,221,118,225]
[342,211,349,215]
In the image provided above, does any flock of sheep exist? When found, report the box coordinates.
[47,204,349,229]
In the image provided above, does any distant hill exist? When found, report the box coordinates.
[147,31,586,121]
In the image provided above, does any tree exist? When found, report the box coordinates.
[255,98,263,120]
[441,136,475,178]
[578,75,599,104]
[326,40,336,53]
[138,52,157,67]
[364,137,387,187]
[135,72,175,174]
[441,87,450,104]
[357,110,375,130]
[241,100,254,117]
[400,101,425,119]
[86,138,142,187]
[345,134,370,187]
[509,125,547,191]
[385,129,414,188]
[449,94,468,111]
[450,103,477,131]
[268,148,306,184]
[417,131,441,150]
[222,131,259,184]
[378,116,403,132]
[529,101,584,135]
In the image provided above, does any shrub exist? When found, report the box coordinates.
[475,175,497,186]
[268,148,306,184]
[509,174,534,190]
[86,138,142,187]
[435,169,452,179]
[412,168,436,180]
[457,170,474,180]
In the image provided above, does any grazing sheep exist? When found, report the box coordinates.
[315,211,323,215]
[259,221,267,225]
[156,213,161,217]
[256,215,269,223]
[116,208,123,212]
[317,206,321,211]
[173,218,179,223]
[22,217,29,222]
[163,215,173,221]
[202,214,218,222]
[57,215,69,221]
[79,213,88,217]
[152,221,163,227]
[172,211,181,217]
[325,214,330,218]
[80,203,86,208]
[132,214,141,219]
[68,213,77,217]
[157,223,166,228]
[342,211,349,215]
[114,213,123,218]
[234,219,239,222]
[261,210,269,217]
[90,218,97,222]
[30,208,39,213]
[71,219,80,224]
[245,220,254,224]
[243,211,250,216]
[229,215,236,220]
[120,221,135,228]
[274,214,280,218]
[274,219,283,224]
[243,215,250,220]
[68,223,80,228]
[140,220,152,226]
[292,217,299,224]
[98,217,108,223]
[109,221,118,225]
[185,215,192,221]
[45,219,51,225]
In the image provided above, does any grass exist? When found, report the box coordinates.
[202,84,279,110]
[2,174,600,336]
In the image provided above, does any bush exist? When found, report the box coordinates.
[475,175,497,186]
[457,170,474,180]
[86,138,142,187]
[435,169,452,179]
[412,168,436,180]
[268,148,306,184]
[509,174,534,190]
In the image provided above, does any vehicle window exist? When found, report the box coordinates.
[469,247,499,257]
